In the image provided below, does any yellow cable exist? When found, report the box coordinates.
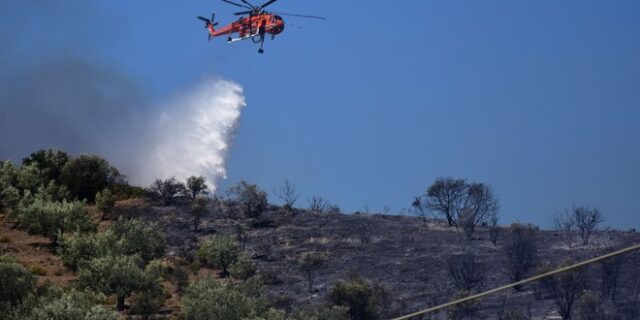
[392,243,640,320]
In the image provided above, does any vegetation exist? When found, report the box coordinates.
[16,198,95,246]
[277,179,299,212]
[538,260,585,320]
[27,290,119,320]
[554,205,605,246]
[78,254,147,311]
[328,277,388,320]
[2,149,639,320]
[149,177,186,206]
[60,155,122,202]
[308,196,329,213]
[197,234,240,276]
[183,278,272,320]
[229,254,257,280]
[504,223,538,291]
[228,180,268,219]
[447,251,485,292]
[95,188,116,215]
[190,197,209,231]
[416,177,499,237]
[0,255,36,307]
[299,252,327,292]
[186,175,209,200]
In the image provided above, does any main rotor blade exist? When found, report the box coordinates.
[239,0,257,9]
[273,12,326,20]
[222,0,252,9]
[259,0,278,9]
[234,10,252,16]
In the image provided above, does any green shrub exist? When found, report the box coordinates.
[197,234,240,276]
[0,257,36,306]
[59,234,100,271]
[110,184,146,200]
[95,188,116,214]
[60,219,165,271]
[16,198,95,246]
[129,261,167,316]
[60,155,121,202]
[183,278,268,320]
[27,290,119,320]
[101,218,165,264]
[229,254,257,280]
[0,183,20,212]
[21,149,70,184]
[78,255,146,311]
[328,277,386,320]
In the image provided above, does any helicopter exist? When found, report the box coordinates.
[197,0,325,54]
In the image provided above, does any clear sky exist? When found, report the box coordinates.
[2,0,639,229]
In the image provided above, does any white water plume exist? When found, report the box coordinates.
[133,79,246,191]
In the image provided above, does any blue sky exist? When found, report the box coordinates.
[2,0,639,229]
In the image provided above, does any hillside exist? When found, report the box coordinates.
[3,195,639,319]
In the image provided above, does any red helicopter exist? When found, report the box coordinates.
[198,0,325,54]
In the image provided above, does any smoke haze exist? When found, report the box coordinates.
[0,1,246,190]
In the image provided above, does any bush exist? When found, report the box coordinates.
[0,160,19,187]
[59,234,100,271]
[229,254,257,280]
[186,176,209,200]
[328,277,386,320]
[447,252,485,292]
[308,196,329,213]
[504,223,538,291]
[60,155,122,202]
[95,188,116,214]
[101,218,166,265]
[21,149,70,184]
[197,234,240,276]
[0,257,36,306]
[60,219,165,271]
[110,184,146,200]
[299,252,327,292]
[129,261,166,316]
[0,183,20,212]
[16,198,95,246]
[228,181,268,219]
[538,260,585,320]
[190,198,209,232]
[16,164,46,194]
[78,254,146,311]
[183,278,269,320]
[27,290,119,320]
[149,177,186,206]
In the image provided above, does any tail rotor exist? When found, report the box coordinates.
[197,12,219,41]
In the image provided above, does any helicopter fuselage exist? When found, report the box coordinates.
[208,13,285,42]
